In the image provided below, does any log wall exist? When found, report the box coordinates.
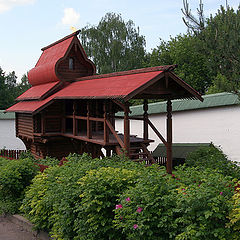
[17,113,34,139]
[57,47,91,80]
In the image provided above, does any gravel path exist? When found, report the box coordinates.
[0,216,37,240]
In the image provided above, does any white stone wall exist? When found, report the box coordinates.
[115,105,240,162]
[0,119,26,150]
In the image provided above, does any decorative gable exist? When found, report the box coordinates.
[28,31,95,86]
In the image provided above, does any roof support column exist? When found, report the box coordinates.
[124,103,130,157]
[73,100,77,136]
[143,99,148,141]
[87,101,92,139]
[166,99,173,174]
[103,101,109,144]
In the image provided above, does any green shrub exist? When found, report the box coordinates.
[73,166,141,240]
[21,153,146,239]
[114,167,177,240]
[0,158,38,214]
[114,166,235,239]
[185,144,240,179]
[20,151,59,166]
[227,181,240,240]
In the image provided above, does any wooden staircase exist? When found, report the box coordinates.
[129,142,156,165]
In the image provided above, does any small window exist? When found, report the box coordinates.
[69,57,74,70]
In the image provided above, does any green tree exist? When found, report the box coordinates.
[0,67,8,109]
[182,1,240,93]
[16,74,31,95]
[145,34,212,94]
[79,12,146,74]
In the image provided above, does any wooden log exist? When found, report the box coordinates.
[106,120,125,149]
[87,101,92,139]
[143,99,148,141]
[103,101,109,144]
[166,99,173,174]
[147,119,167,146]
[124,103,130,156]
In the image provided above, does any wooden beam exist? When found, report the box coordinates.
[166,99,173,174]
[87,101,92,139]
[147,119,167,146]
[124,72,165,101]
[106,119,125,149]
[41,112,45,135]
[62,101,66,134]
[73,101,77,136]
[112,99,127,111]
[103,101,109,144]
[143,99,148,141]
[168,72,203,101]
[124,103,130,156]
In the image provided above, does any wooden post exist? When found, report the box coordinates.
[106,147,111,157]
[62,101,66,134]
[166,99,173,174]
[73,101,77,136]
[96,101,99,132]
[103,101,109,144]
[143,99,148,141]
[124,103,130,157]
[41,112,45,135]
[87,101,92,139]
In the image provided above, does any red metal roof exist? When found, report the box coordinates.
[28,36,74,86]
[6,65,203,113]
[17,82,61,101]
[54,71,163,99]
[7,95,56,113]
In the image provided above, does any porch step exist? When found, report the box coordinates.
[129,142,156,165]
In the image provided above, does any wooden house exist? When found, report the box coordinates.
[6,31,203,173]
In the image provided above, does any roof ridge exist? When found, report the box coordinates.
[41,30,80,51]
[76,65,177,81]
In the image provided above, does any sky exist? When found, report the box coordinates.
[0,0,239,80]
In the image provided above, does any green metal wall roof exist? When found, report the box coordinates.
[0,110,15,120]
[152,143,210,158]
[117,92,239,116]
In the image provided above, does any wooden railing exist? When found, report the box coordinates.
[106,120,125,148]
[146,119,167,146]
[0,149,27,159]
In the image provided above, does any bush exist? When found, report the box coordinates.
[20,153,147,239]
[20,153,239,239]
[172,166,235,240]
[114,166,235,239]
[20,151,59,166]
[114,167,177,239]
[73,166,141,240]
[227,181,240,240]
[185,144,240,179]
[0,158,38,214]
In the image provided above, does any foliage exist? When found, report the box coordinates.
[19,153,240,239]
[227,181,240,239]
[79,12,146,74]
[185,144,240,179]
[20,151,59,166]
[73,166,140,240]
[202,5,240,92]
[145,34,212,94]
[20,153,146,239]
[114,166,235,239]
[0,66,30,109]
[181,1,240,94]
[114,167,177,239]
[181,0,205,34]
[0,158,38,214]
[207,73,236,94]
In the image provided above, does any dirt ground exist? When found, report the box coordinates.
[0,216,36,240]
